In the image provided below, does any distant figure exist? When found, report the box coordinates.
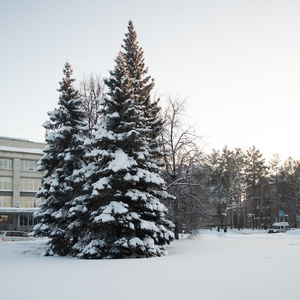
[224,227,227,233]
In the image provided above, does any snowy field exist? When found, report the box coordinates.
[1,229,300,300]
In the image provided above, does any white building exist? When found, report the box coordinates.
[0,137,45,231]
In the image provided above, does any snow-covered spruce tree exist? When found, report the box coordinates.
[74,40,174,258]
[122,21,162,162]
[34,62,88,256]
[122,21,153,103]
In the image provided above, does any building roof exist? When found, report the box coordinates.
[0,146,43,155]
[0,136,45,155]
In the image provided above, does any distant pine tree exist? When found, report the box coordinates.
[34,62,88,256]
[74,23,174,259]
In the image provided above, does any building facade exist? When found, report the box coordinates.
[0,137,45,231]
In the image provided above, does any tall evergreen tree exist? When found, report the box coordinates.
[269,153,281,219]
[122,20,154,105]
[73,24,174,259]
[122,21,162,164]
[278,158,300,226]
[245,146,267,227]
[34,62,88,255]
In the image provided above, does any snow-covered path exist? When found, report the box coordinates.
[1,229,299,300]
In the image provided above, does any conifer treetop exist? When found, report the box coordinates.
[122,21,154,91]
[45,62,85,132]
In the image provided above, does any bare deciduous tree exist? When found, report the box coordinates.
[79,74,105,131]
[160,97,204,239]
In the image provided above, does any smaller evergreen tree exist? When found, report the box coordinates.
[34,62,88,255]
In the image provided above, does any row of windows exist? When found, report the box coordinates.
[20,160,38,171]
[0,196,11,207]
[0,158,38,171]
[20,197,42,208]
[20,178,41,192]
[20,215,40,226]
[0,177,41,191]
[0,214,40,229]
[0,196,42,208]
[0,177,12,190]
[0,158,13,170]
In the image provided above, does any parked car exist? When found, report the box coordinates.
[180,224,192,235]
[0,231,35,241]
[268,222,290,234]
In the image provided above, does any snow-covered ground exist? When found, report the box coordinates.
[1,229,300,300]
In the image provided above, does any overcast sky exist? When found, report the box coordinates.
[1,0,300,162]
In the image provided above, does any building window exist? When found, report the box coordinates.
[0,215,9,230]
[0,196,12,207]
[20,197,41,208]
[20,178,41,192]
[0,177,13,190]
[0,158,13,170]
[20,160,38,171]
[20,215,28,226]
[20,215,32,226]
[20,215,40,226]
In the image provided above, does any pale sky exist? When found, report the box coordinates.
[1,0,300,162]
